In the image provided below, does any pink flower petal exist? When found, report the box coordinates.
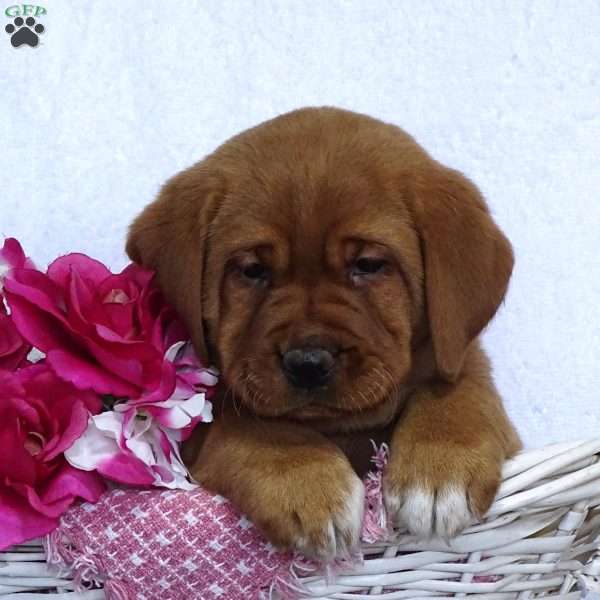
[151,464,175,483]
[144,405,192,429]
[94,322,133,343]
[176,401,213,441]
[0,487,58,550]
[4,283,78,352]
[0,404,36,484]
[12,462,105,518]
[64,413,124,471]
[85,337,146,387]
[43,398,91,461]
[158,429,172,460]
[197,369,220,387]
[38,463,106,509]
[0,312,31,371]
[47,253,112,288]
[129,358,176,405]
[120,263,155,288]
[164,340,187,363]
[0,238,35,293]
[0,360,106,549]
[97,265,154,300]
[102,302,135,338]
[97,453,155,486]
[47,348,139,397]
[65,268,100,332]
[65,412,155,486]
[0,238,35,267]
[170,379,196,401]
[159,312,187,351]
[4,269,69,323]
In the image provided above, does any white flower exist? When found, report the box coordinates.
[65,410,198,490]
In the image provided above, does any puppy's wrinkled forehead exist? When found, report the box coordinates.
[209,111,422,266]
[220,178,406,255]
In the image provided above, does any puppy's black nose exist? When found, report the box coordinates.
[282,347,335,390]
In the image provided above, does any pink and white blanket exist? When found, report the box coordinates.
[45,447,389,600]
[47,487,292,599]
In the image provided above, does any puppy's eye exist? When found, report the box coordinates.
[353,257,387,275]
[241,262,270,283]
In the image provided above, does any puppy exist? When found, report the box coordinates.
[126,107,521,560]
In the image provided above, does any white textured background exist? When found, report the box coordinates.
[1,0,599,447]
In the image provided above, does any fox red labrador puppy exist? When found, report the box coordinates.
[127,107,521,560]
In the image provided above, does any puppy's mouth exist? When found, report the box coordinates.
[282,386,393,421]
[266,387,340,419]
[287,403,347,419]
[235,357,396,420]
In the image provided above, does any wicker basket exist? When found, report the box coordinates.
[2,438,600,599]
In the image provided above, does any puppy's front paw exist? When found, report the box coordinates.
[248,455,364,561]
[383,441,502,539]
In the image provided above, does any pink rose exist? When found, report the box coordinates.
[3,250,216,418]
[0,301,31,370]
[0,364,106,550]
[1,239,218,490]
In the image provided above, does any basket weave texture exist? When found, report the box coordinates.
[2,438,600,599]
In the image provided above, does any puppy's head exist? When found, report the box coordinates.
[127,108,513,427]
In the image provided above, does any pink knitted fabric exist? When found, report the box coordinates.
[46,488,292,599]
[45,446,391,599]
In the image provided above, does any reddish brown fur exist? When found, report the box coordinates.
[127,107,521,557]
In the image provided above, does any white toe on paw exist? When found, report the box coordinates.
[384,486,403,523]
[434,486,472,538]
[295,475,364,560]
[295,523,334,560]
[333,476,365,556]
[400,487,435,537]
[388,486,472,539]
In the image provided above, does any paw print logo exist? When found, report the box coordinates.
[5,16,44,48]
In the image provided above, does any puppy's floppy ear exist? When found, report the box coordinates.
[412,166,514,381]
[126,171,221,363]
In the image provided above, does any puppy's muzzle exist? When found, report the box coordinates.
[282,346,336,390]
